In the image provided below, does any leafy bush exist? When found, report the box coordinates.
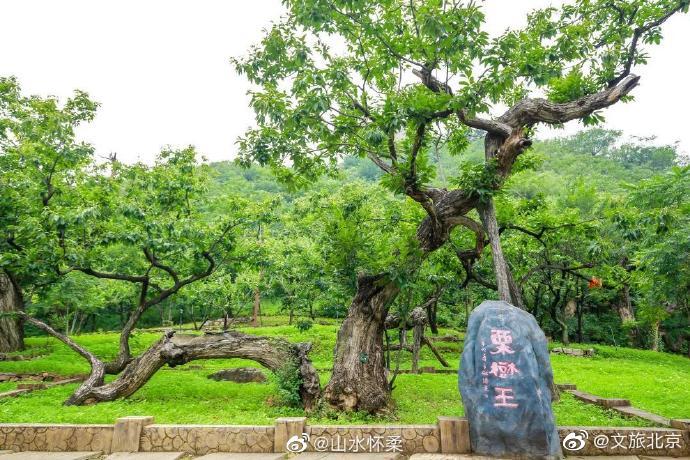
[295,319,314,332]
[274,361,303,408]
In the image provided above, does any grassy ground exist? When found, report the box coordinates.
[550,343,690,419]
[1,320,687,426]
[0,382,16,393]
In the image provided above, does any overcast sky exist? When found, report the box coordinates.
[1,1,689,164]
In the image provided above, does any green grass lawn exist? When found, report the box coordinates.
[0,321,687,426]
[0,382,17,393]
[550,343,690,419]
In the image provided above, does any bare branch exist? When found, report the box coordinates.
[457,111,513,138]
[19,313,101,367]
[143,248,180,285]
[367,152,394,174]
[408,123,426,182]
[143,252,215,308]
[520,263,594,286]
[609,1,686,87]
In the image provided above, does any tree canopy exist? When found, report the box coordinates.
[234,0,687,188]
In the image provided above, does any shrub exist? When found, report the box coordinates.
[275,360,303,408]
[295,319,314,332]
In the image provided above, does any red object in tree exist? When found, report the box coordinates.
[588,277,602,289]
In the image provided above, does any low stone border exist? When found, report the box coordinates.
[0,354,47,362]
[0,377,85,400]
[551,346,595,357]
[391,368,457,375]
[0,372,85,383]
[315,367,458,374]
[1,416,688,457]
[0,424,114,453]
[558,383,680,427]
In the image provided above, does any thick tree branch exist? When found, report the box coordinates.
[18,313,106,400]
[19,313,95,363]
[411,68,513,137]
[64,331,320,409]
[458,111,513,138]
[69,267,148,283]
[520,263,594,286]
[143,248,179,285]
[500,74,640,127]
[367,152,394,174]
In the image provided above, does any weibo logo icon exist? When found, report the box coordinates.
[562,430,588,451]
[286,433,310,453]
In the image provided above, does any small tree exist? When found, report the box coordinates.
[625,166,689,351]
[1,79,321,408]
[1,76,97,352]
[235,0,687,411]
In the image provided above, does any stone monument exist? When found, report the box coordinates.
[459,300,562,459]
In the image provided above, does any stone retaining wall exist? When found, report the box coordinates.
[140,425,274,454]
[0,424,113,453]
[558,383,675,427]
[1,417,688,457]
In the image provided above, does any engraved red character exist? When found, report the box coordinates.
[490,329,515,355]
[489,361,520,379]
[494,386,518,408]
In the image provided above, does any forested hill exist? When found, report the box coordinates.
[210,128,680,199]
[205,128,689,355]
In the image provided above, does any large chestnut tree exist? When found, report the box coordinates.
[235,0,687,412]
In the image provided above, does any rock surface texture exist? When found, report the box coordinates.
[207,368,267,383]
[459,300,562,459]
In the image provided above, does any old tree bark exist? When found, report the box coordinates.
[322,274,400,412]
[22,314,320,409]
[323,73,641,412]
[0,272,24,352]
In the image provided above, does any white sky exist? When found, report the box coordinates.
[1,0,688,164]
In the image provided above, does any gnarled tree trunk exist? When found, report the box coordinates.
[324,72,639,414]
[21,313,319,409]
[66,331,321,409]
[322,273,399,412]
[0,272,24,352]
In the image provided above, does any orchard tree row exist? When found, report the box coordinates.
[1,0,688,413]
